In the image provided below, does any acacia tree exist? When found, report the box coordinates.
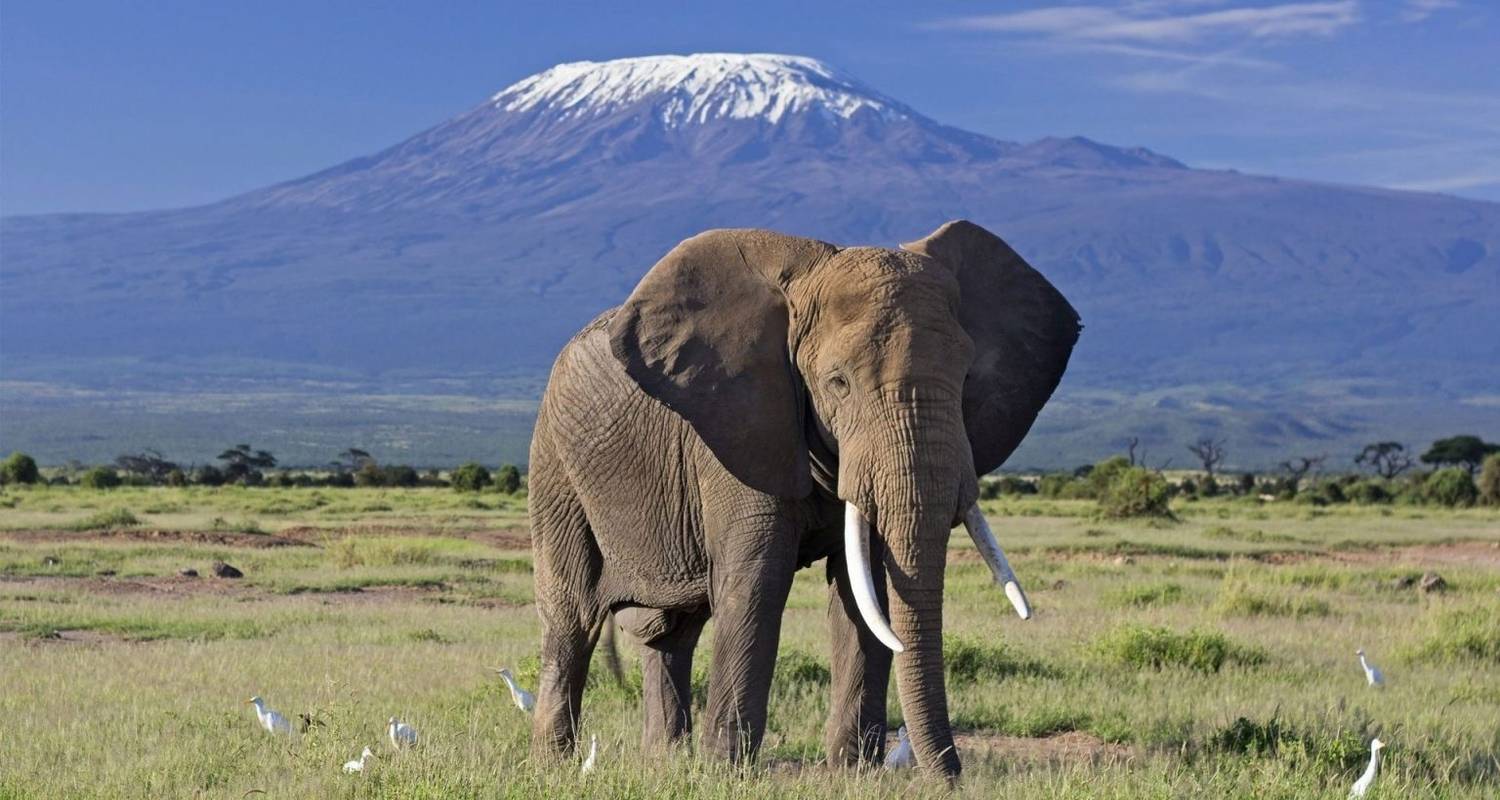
[1186,437,1227,477]
[1279,454,1327,494]
[1420,435,1499,477]
[217,444,277,484]
[1354,442,1413,479]
[116,449,179,484]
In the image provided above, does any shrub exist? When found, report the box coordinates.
[1,452,41,485]
[1098,466,1173,519]
[1479,453,1500,506]
[1197,474,1220,497]
[494,464,522,495]
[1421,467,1477,507]
[165,468,188,487]
[1084,456,1132,498]
[79,467,122,490]
[1236,473,1256,495]
[193,465,226,486]
[451,462,492,492]
[1093,624,1260,673]
[69,507,141,530]
[1037,473,1076,498]
[774,648,831,686]
[1214,581,1331,619]
[383,465,419,488]
[944,635,1049,684]
[1412,604,1500,664]
[1345,479,1391,505]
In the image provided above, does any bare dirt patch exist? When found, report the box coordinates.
[1329,541,1500,569]
[956,731,1136,765]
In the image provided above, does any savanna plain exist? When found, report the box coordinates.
[2,486,1497,798]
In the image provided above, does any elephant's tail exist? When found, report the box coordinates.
[597,612,625,686]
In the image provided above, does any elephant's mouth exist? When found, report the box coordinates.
[842,500,1030,653]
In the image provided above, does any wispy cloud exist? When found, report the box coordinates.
[926,2,1359,44]
[1401,0,1459,23]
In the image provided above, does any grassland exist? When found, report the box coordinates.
[2,486,1498,798]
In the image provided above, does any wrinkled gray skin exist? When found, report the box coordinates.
[527,220,1079,778]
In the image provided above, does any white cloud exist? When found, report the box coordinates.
[1401,0,1459,23]
[926,2,1360,44]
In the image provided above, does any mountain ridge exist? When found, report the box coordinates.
[2,52,1496,467]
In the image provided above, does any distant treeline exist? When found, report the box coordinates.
[2,435,1497,511]
[0,445,525,495]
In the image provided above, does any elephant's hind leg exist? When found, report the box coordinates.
[619,606,709,751]
[527,451,604,760]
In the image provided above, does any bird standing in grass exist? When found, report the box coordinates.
[491,667,535,713]
[884,725,915,769]
[342,747,374,774]
[580,734,598,774]
[1356,648,1385,688]
[1349,738,1385,798]
[246,696,293,735]
[387,717,418,749]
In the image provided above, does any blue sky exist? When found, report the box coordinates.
[2,0,1496,214]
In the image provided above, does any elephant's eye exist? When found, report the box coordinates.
[826,373,850,399]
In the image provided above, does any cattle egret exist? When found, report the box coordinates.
[246,696,293,735]
[1348,738,1385,798]
[342,747,374,774]
[1356,648,1385,688]
[387,717,418,749]
[491,667,536,712]
[884,725,915,769]
[580,733,598,774]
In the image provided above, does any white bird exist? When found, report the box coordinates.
[492,667,536,713]
[1348,737,1385,798]
[580,733,598,774]
[342,746,374,774]
[246,696,293,735]
[884,725,915,769]
[1356,648,1385,688]
[387,716,418,749]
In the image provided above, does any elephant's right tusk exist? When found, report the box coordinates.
[844,502,905,653]
[962,504,1032,620]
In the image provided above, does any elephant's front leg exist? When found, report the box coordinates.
[700,541,798,763]
[824,535,892,766]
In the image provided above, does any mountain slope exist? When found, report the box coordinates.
[2,53,1497,467]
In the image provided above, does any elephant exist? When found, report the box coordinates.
[525,219,1079,778]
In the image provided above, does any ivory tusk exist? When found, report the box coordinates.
[962,505,1032,620]
[844,502,905,653]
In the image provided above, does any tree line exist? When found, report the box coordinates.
[0,445,525,495]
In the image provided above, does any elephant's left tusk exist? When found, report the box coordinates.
[962,505,1032,620]
[844,502,905,653]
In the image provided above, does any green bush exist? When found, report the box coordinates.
[494,464,522,495]
[1413,604,1500,664]
[774,648,831,686]
[1093,624,1260,673]
[1345,479,1391,504]
[69,507,141,530]
[1421,467,1478,507]
[79,467,122,490]
[944,635,1049,684]
[1479,453,1500,506]
[1098,466,1173,519]
[1214,581,1331,619]
[1037,473,1076,498]
[1084,456,1131,498]
[451,462,492,492]
[1,452,41,485]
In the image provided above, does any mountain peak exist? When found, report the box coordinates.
[491,53,914,127]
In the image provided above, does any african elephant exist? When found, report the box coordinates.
[526,220,1079,778]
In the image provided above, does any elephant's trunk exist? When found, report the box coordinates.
[839,389,975,779]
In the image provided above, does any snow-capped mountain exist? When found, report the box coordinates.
[2,53,1497,466]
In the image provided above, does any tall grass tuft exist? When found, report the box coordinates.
[1093,624,1263,673]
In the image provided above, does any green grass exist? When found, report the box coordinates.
[0,487,1497,798]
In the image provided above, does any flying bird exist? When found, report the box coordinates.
[387,717,418,749]
[884,725,915,769]
[246,696,293,735]
[491,667,536,713]
[1348,737,1385,798]
[1356,648,1385,688]
[580,733,598,774]
[342,747,374,774]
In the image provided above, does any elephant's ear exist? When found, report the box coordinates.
[608,229,837,498]
[902,220,1081,475]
